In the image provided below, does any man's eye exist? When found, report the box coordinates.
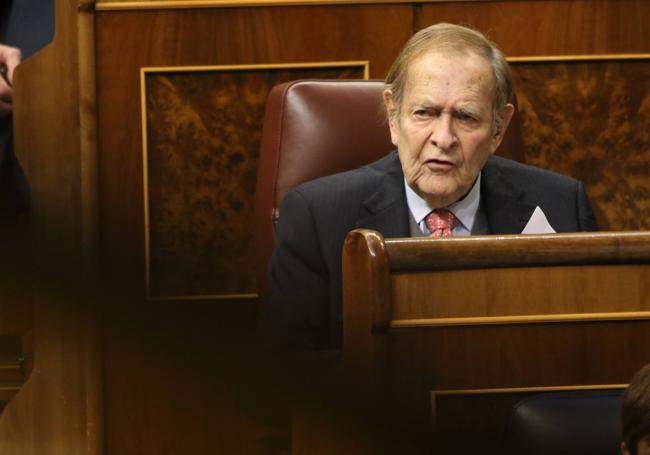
[414,110,430,118]
[457,113,478,123]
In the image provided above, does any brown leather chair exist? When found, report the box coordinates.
[255,79,525,301]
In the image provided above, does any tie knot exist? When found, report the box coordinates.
[424,209,458,237]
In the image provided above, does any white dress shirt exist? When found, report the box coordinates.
[405,173,483,237]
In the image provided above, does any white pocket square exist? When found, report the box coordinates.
[521,206,556,234]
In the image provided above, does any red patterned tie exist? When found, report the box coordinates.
[425,209,458,237]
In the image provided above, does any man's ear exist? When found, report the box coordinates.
[490,102,515,153]
[383,90,399,146]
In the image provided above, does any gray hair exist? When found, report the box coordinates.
[384,23,512,132]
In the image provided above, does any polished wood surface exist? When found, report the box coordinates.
[387,232,650,321]
[4,0,649,453]
[91,6,411,455]
[392,264,650,320]
[0,335,24,414]
[94,0,488,9]
[96,5,412,295]
[419,0,650,231]
[341,229,650,453]
[419,0,650,56]
[144,65,365,299]
[342,229,391,373]
[387,231,650,269]
[101,300,289,454]
[511,59,650,230]
[0,0,102,453]
[95,8,410,453]
[96,0,650,307]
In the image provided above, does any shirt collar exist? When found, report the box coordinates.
[404,172,482,232]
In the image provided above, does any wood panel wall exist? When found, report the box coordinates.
[0,0,103,453]
[95,1,649,454]
[97,0,650,305]
[144,65,366,299]
[3,1,644,454]
[95,5,413,455]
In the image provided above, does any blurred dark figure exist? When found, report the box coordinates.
[622,364,650,455]
[0,0,55,217]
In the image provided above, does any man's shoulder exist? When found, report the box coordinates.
[486,155,579,187]
[291,151,399,198]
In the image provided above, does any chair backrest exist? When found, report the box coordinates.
[506,390,623,455]
[254,79,525,300]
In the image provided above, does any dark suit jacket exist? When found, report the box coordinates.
[268,152,598,350]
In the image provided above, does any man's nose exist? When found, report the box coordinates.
[429,114,458,151]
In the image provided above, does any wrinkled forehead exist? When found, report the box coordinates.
[403,49,495,101]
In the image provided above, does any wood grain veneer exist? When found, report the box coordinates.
[419,0,650,56]
[6,1,648,454]
[142,64,366,299]
[510,58,650,231]
[0,0,103,453]
[341,229,650,453]
[96,6,413,296]
[386,231,650,270]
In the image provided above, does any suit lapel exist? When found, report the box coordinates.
[354,154,537,237]
[355,154,410,238]
[482,158,537,234]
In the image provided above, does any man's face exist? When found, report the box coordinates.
[384,51,513,208]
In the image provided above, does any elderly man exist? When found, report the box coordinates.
[268,23,598,350]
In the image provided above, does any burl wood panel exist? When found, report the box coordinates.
[145,66,365,298]
[511,60,650,231]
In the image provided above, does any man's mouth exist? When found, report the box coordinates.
[425,158,454,172]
